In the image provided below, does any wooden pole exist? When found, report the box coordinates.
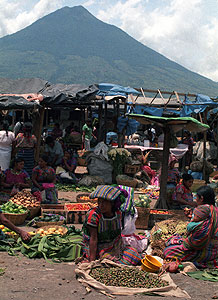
[97,103,103,142]
[104,102,108,143]
[202,111,208,181]
[35,107,45,162]
[158,125,171,209]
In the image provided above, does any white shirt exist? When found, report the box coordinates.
[0,131,15,149]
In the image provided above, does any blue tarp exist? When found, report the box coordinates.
[97,83,140,97]
[128,94,217,117]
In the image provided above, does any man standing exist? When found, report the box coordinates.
[82,119,93,151]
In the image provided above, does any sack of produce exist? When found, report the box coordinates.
[75,259,190,297]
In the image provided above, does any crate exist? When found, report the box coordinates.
[41,204,66,218]
[66,211,87,224]
[124,164,141,175]
[135,207,150,229]
[116,178,138,188]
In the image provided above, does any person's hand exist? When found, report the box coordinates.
[19,230,31,241]
[184,207,192,218]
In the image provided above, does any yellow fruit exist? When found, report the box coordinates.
[0,225,4,230]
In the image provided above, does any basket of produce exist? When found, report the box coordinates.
[31,213,65,227]
[116,175,138,188]
[36,225,68,236]
[150,219,188,258]
[191,179,206,192]
[1,201,28,225]
[65,203,92,211]
[76,193,98,204]
[10,190,41,219]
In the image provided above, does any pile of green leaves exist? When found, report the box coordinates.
[187,269,218,282]
[0,226,83,263]
[56,183,95,192]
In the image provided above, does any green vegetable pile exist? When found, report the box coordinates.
[90,267,168,288]
[0,226,83,263]
[56,183,95,192]
[187,269,218,282]
[134,195,151,208]
[1,201,28,214]
[33,213,65,223]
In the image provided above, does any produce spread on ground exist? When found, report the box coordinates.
[90,267,168,288]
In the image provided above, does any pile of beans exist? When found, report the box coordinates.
[90,267,168,288]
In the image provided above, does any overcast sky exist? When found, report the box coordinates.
[1,0,218,82]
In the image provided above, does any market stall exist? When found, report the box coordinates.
[127,114,209,208]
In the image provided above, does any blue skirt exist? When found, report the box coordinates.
[17,148,35,177]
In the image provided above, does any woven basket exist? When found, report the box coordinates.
[35,220,64,228]
[27,206,41,220]
[191,179,206,192]
[3,212,28,226]
[36,225,67,235]
[76,193,98,204]
[135,207,150,229]
[116,178,138,188]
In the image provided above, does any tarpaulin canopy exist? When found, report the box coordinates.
[127,114,209,133]
[97,83,140,99]
[42,83,99,107]
[0,78,99,109]
[127,94,218,117]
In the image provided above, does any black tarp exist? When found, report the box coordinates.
[0,78,99,109]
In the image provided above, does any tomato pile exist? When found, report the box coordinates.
[150,209,170,215]
[65,203,91,211]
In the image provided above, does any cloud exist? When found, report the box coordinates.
[0,0,64,38]
[96,0,218,82]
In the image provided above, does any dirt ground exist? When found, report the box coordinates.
[1,189,218,300]
[1,249,218,300]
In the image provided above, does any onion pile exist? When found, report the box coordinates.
[10,190,40,208]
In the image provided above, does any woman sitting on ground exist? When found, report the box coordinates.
[164,186,218,268]
[1,158,31,196]
[58,149,78,183]
[32,155,57,203]
[172,173,197,209]
[82,185,142,265]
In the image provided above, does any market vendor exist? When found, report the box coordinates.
[0,208,30,241]
[1,158,31,194]
[45,136,64,167]
[82,185,142,265]
[163,186,218,268]
[172,173,197,209]
[58,149,78,183]
[140,151,157,185]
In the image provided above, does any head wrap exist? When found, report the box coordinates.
[90,185,122,201]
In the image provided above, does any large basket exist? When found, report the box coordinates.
[27,206,41,220]
[35,220,64,228]
[116,178,138,188]
[191,179,206,192]
[135,207,150,229]
[76,193,98,204]
[3,212,28,225]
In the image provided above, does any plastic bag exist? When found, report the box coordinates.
[122,212,138,235]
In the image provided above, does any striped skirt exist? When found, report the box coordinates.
[17,148,35,177]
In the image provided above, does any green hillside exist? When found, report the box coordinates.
[0,5,218,96]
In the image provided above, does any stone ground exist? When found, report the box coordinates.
[1,186,218,300]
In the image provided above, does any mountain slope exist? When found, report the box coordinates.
[0,5,217,96]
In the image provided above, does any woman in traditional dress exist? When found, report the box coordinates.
[164,186,218,268]
[82,185,142,265]
[15,122,37,177]
[171,173,197,209]
[0,120,15,171]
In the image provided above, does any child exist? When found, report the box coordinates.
[42,174,58,204]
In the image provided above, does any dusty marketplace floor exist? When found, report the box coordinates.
[1,228,218,300]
